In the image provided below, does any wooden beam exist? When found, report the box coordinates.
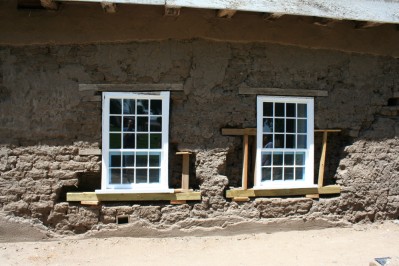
[79,83,184,92]
[226,185,340,198]
[314,129,342,133]
[221,128,256,136]
[101,2,117,13]
[217,9,236,18]
[67,191,201,201]
[239,87,328,97]
[164,6,180,16]
[40,0,58,10]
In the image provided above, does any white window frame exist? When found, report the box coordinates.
[97,91,172,193]
[254,96,315,189]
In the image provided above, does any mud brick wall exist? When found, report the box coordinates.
[0,40,398,234]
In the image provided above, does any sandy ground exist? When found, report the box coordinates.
[0,221,399,266]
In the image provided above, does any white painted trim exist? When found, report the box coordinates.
[95,188,174,194]
[58,0,399,23]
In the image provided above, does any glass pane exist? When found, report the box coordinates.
[150,134,162,149]
[286,134,295,148]
[286,119,295,133]
[295,167,304,180]
[110,133,121,149]
[297,135,307,148]
[110,169,121,184]
[275,103,285,117]
[263,102,273,117]
[261,168,271,181]
[123,117,135,132]
[298,104,307,118]
[110,99,122,114]
[284,153,294,165]
[261,152,272,166]
[110,152,121,167]
[137,134,149,149]
[297,119,307,133]
[272,152,283,166]
[263,134,273,148]
[295,152,305,166]
[263,118,273,133]
[273,168,283,180]
[109,116,121,132]
[137,116,148,132]
[122,153,135,167]
[275,134,284,148]
[136,169,148,183]
[275,119,284,132]
[136,153,148,167]
[123,133,135,148]
[150,117,162,132]
[149,152,161,167]
[122,169,134,184]
[286,103,296,117]
[284,167,294,180]
[123,99,135,115]
[149,169,160,183]
[150,100,162,115]
[137,99,149,115]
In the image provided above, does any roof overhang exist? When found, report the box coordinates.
[55,0,399,24]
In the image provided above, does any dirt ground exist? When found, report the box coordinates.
[0,221,398,266]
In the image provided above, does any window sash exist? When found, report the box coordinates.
[102,91,170,191]
[255,96,314,189]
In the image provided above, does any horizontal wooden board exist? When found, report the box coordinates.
[226,185,340,198]
[67,191,201,202]
[222,128,256,136]
[79,83,183,92]
[239,87,328,97]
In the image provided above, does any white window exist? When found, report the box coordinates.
[255,96,314,189]
[98,91,172,193]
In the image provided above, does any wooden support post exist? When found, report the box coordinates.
[318,131,328,188]
[242,134,249,190]
[176,151,192,192]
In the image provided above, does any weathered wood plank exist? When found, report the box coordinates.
[67,191,201,201]
[79,83,184,92]
[239,87,328,97]
[79,148,102,156]
[317,131,328,188]
[226,185,340,198]
[314,129,342,133]
[221,128,256,136]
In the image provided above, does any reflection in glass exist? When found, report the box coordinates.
[286,134,295,148]
[275,119,284,132]
[110,152,121,167]
[149,152,160,167]
[110,169,120,184]
[137,134,149,149]
[297,119,307,133]
[110,99,122,114]
[286,119,295,133]
[298,104,307,117]
[122,169,134,184]
[284,153,294,165]
[295,153,305,165]
[286,103,296,117]
[273,167,283,180]
[122,153,135,167]
[137,116,148,132]
[150,117,162,132]
[262,168,271,181]
[284,167,294,180]
[263,102,273,117]
[137,99,149,115]
[297,135,307,148]
[150,134,162,149]
[295,167,304,180]
[136,169,147,183]
[110,133,121,149]
[261,152,272,166]
[150,100,162,115]
[123,133,135,148]
[123,99,135,115]
[123,117,135,132]
[110,116,121,132]
[263,118,273,133]
[149,169,160,183]
[136,153,148,167]
[275,134,284,148]
[275,103,285,117]
[273,152,283,166]
[263,134,273,148]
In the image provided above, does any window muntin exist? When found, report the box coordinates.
[256,96,314,188]
[102,92,170,192]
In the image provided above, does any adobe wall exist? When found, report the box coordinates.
[0,40,398,235]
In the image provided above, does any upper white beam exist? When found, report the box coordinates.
[58,0,399,24]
